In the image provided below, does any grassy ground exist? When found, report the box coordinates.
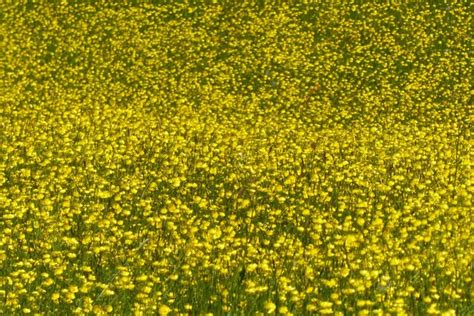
[0,1,472,315]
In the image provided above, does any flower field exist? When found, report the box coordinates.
[1,1,472,315]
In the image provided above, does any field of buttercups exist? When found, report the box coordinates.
[0,1,472,315]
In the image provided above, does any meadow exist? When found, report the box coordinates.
[0,1,472,315]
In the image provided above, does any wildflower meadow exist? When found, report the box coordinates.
[0,1,472,315]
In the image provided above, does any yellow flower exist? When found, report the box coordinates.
[51,292,60,302]
[158,305,171,316]
[264,301,276,314]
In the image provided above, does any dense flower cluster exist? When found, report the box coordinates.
[1,1,472,315]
